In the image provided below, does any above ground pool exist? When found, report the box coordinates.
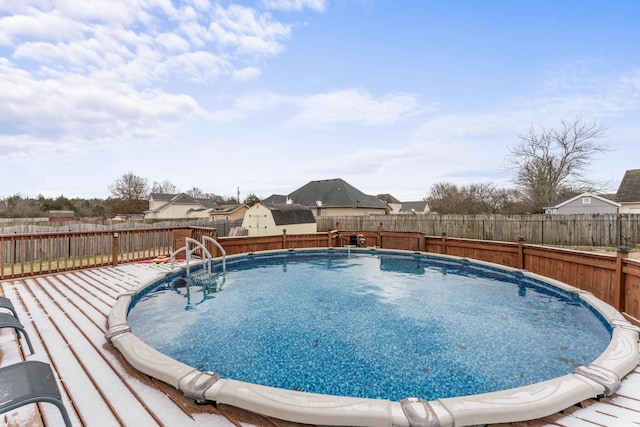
[107,248,640,427]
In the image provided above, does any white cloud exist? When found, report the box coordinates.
[155,32,191,52]
[209,4,291,57]
[262,0,327,12]
[163,51,232,82]
[204,88,421,126]
[289,88,420,127]
[0,134,59,158]
[0,59,203,146]
[233,66,261,80]
[0,0,302,159]
[0,9,82,45]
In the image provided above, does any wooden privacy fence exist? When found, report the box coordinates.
[3,226,640,323]
[317,214,640,247]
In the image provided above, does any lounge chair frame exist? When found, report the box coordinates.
[0,312,34,355]
[0,360,72,426]
[0,296,19,320]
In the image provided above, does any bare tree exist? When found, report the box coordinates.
[185,187,208,199]
[182,187,239,206]
[107,172,149,213]
[0,193,41,218]
[151,180,179,194]
[506,118,610,212]
[426,182,461,214]
[427,182,525,214]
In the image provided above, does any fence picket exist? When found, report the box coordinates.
[317,214,640,247]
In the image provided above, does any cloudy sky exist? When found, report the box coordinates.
[1,0,639,201]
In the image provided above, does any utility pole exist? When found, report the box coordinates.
[237,186,240,203]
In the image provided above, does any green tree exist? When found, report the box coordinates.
[38,195,75,212]
[243,193,260,207]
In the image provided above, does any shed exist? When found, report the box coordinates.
[49,210,75,222]
[241,203,317,236]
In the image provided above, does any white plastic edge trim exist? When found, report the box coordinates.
[105,248,640,427]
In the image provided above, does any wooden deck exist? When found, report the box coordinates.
[1,264,639,426]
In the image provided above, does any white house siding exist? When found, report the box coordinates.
[619,203,640,213]
[149,203,210,219]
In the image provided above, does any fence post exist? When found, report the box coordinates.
[418,233,425,252]
[378,222,383,248]
[517,236,525,269]
[172,229,193,260]
[112,232,119,266]
[441,232,447,254]
[282,229,287,249]
[613,246,630,313]
[211,229,219,257]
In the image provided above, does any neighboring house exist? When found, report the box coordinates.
[262,178,388,217]
[146,193,249,220]
[145,193,214,219]
[615,169,640,213]
[209,203,249,221]
[399,200,431,214]
[377,194,430,214]
[241,203,317,236]
[543,193,620,214]
[377,194,402,213]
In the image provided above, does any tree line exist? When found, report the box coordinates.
[105,174,260,214]
[0,176,261,219]
[1,118,610,218]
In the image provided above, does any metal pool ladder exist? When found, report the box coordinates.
[170,236,227,286]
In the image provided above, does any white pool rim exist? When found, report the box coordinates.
[106,248,640,427]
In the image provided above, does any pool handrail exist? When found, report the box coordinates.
[171,237,212,276]
[202,235,226,274]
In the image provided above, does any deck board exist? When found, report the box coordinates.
[1,264,640,426]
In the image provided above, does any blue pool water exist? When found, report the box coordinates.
[127,250,611,401]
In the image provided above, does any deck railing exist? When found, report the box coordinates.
[3,226,639,324]
[1,228,176,278]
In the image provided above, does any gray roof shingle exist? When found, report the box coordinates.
[148,193,214,211]
[287,178,387,209]
[616,169,640,203]
[400,201,429,212]
[262,203,316,226]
